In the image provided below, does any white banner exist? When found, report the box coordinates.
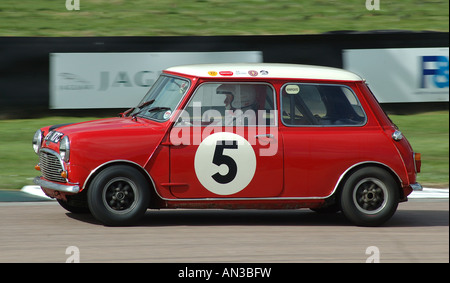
[50,51,263,109]
[343,47,449,103]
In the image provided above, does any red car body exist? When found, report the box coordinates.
[33,63,422,226]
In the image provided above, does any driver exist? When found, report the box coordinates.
[216,84,258,125]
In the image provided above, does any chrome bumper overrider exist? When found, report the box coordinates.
[410,182,423,191]
[33,176,80,193]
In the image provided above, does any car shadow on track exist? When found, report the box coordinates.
[65,208,449,227]
[141,209,351,227]
[385,209,449,227]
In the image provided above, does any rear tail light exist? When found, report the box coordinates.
[414,153,421,173]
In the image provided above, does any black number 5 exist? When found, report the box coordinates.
[212,140,238,184]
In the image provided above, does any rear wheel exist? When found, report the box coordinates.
[87,165,150,226]
[340,167,399,226]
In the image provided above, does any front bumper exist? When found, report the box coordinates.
[33,176,80,193]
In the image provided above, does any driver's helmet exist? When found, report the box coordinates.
[216,84,257,110]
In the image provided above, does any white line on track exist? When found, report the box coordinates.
[408,188,449,199]
[20,185,54,200]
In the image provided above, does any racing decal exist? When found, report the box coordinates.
[248,70,258,77]
[208,71,218,76]
[194,132,256,195]
[219,71,234,76]
[48,123,74,132]
[163,110,172,120]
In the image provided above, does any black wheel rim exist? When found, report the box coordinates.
[102,177,138,214]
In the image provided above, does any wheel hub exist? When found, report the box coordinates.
[103,178,137,213]
[353,178,388,214]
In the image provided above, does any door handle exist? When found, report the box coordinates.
[255,134,274,139]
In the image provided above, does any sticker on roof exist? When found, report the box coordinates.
[248,70,258,77]
[219,71,234,76]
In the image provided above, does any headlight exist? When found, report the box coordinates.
[60,136,70,162]
[32,130,43,154]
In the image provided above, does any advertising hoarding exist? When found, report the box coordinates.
[50,51,263,109]
[343,47,449,103]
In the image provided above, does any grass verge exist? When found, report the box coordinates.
[0,0,448,36]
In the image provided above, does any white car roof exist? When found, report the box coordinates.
[165,63,363,81]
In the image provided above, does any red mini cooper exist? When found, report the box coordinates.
[32,63,422,226]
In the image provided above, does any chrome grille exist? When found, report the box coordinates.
[39,150,66,183]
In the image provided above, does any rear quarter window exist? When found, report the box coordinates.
[281,83,366,126]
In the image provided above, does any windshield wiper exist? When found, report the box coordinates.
[139,99,155,108]
[131,99,155,120]
[147,106,171,112]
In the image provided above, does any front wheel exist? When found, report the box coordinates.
[87,165,150,226]
[340,167,399,226]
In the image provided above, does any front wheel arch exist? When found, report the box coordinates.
[83,160,155,190]
[83,160,159,203]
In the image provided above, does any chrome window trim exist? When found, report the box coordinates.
[280,82,368,128]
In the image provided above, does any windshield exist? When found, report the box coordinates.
[128,75,190,121]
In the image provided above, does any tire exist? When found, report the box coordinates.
[87,165,150,226]
[340,167,399,227]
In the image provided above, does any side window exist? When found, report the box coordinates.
[179,83,276,126]
[281,83,366,126]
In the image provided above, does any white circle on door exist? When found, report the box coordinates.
[194,132,256,195]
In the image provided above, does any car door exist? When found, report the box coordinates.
[168,82,283,199]
[280,82,370,198]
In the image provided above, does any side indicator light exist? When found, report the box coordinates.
[392,130,403,141]
[34,164,41,171]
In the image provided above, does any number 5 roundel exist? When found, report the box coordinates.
[194,132,257,195]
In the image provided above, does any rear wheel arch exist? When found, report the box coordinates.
[334,162,403,200]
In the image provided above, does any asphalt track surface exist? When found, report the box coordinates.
[0,198,448,263]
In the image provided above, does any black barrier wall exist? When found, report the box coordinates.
[0,31,448,118]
